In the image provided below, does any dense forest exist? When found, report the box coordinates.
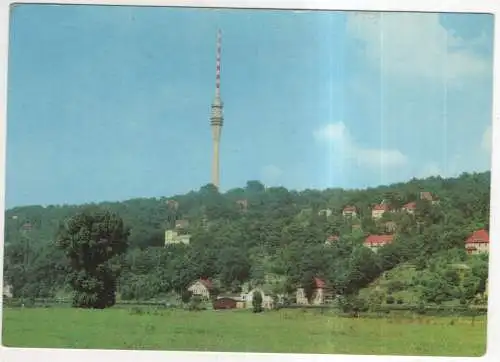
[2,171,491,307]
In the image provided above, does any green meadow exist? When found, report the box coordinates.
[1,307,487,356]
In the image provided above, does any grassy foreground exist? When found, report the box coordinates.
[1,307,487,356]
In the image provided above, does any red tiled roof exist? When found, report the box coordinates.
[466,230,489,244]
[199,278,213,289]
[314,277,326,289]
[373,204,389,211]
[364,234,394,246]
[403,202,417,210]
[343,206,356,212]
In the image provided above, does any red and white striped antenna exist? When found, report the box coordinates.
[215,28,222,98]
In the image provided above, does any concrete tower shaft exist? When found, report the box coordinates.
[210,29,223,189]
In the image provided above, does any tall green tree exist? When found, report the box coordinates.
[56,209,130,308]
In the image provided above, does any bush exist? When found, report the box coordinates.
[396,297,404,305]
[387,280,406,293]
[386,295,395,304]
[252,291,263,313]
[416,301,426,315]
[129,306,144,315]
[188,295,203,311]
[181,290,193,304]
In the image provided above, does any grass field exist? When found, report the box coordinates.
[1,307,487,356]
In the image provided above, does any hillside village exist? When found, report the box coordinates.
[2,171,491,310]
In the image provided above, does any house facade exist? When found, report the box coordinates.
[2,281,13,299]
[166,199,179,210]
[242,288,275,309]
[384,221,397,233]
[325,235,339,245]
[296,277,326,305]
[372,204,389,220]
[465,229,489,255]
[236,199,248,211]
[165,229,191,245]
[318,209,333,217]
[364,234,394,252]
[342,206,357,218]
[187,278,213,300]
[420,191,439,205]
[402,202,416,214]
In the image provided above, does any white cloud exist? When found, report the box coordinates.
[314,122,408,169]
[260,164,283,186]
[346,12,489,84]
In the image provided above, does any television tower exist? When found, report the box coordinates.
[210,29,223,189]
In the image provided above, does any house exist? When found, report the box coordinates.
[187,278,213,300]
[465,229,489,255]
[213,297,239,310]
[166,199,179,210]
[384,221,397,233]
[342,206,357,218]
[236,199,248,211]
[325,235,339,245]
[175,219,189,229]
[296,277,326,305]
[318,208,333,217]
[364,234,394,252]
[372,204,390,220]
[243,288,275,309]
[402,202,417,214]
[2,281,13,299]
[420,191,439,205]
[165,229,191,245]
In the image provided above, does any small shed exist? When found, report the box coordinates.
[213,297,238,310]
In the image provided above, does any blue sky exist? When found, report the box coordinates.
[4,5,494,208]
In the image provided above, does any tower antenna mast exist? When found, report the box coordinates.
[210,29,223,189]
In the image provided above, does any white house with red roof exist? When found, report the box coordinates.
[402,202,417,214]
[342,205,357,218]
[364,234,394,251]
[187,278,213,300]
[465,229,489,255]
[296,277,326,305]
[372,204,390,220]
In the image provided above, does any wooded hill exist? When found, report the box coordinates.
[3,171,490,305]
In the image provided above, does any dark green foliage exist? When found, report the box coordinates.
[181,290,193,304]
[188,295,203,311]
[252,291,263,313]
[56,209,129,308]
[386,295,395,304]
[3,172,491,304]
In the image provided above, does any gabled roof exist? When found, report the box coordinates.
[343,205,356,212]
[372,204,389,211]
[466,229,489,244]
[199,278,213,289]
[365,234,394,245]
[314,277,326,289]
[402,202,417,210]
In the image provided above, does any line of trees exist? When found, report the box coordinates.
[3,172,490,309]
